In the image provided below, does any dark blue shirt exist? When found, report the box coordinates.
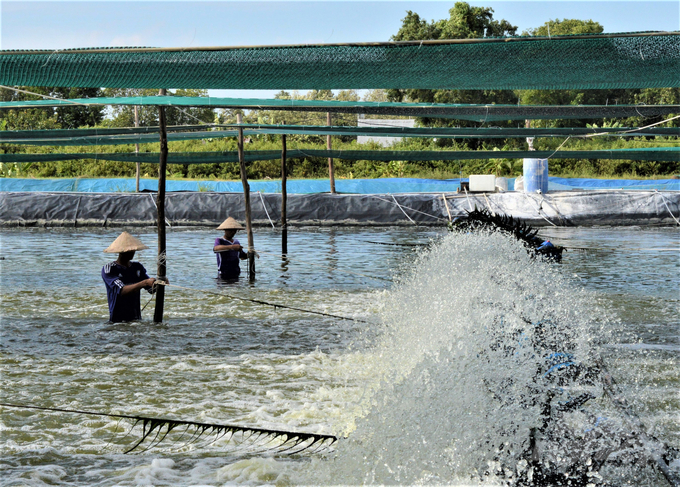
[102,261,151,322]
[215,237,242,279]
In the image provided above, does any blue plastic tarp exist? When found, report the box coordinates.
[0,177,468,194]
[0,177,677,193]
[548,177,680,191]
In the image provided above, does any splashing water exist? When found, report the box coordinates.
[299,230,662,485]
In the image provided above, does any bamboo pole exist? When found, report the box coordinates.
[134,105,140,192]
[281,134,288,255]
[153,88,168,323]
[327,112,335,194]
[6,32,673,56]
[237,113,255,280]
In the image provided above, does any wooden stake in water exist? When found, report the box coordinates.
[327,112,336,194]
[237,113,255,280]
[281,134,288,254]
[154,89,168,323]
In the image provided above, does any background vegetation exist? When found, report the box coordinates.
[1,3,678,181]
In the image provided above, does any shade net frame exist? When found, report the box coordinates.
[1,96,678,122]
[1,32,679,90]
[2,148,677,164]
[1,125,678,146]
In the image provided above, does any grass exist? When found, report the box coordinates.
[1,134,677,180]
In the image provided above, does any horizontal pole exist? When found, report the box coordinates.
[1,31,678,56]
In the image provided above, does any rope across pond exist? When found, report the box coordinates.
[159,282,372,324]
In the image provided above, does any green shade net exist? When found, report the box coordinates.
[1,96,677,122]
[0,125,213,138]
[2,124,678,146]
[2,148,677,164]
[2,32,679,90]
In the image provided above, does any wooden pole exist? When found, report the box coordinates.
[327,112,336,194]
[237,113,255,280]
[153,89,168,323]
[134,105,140,192]
[281,134,287,255]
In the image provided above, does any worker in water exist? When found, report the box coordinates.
[101,231,164,322]
[214,217,248,280]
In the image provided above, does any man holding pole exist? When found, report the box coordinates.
[213,217,248,280]
[101,231,166,322]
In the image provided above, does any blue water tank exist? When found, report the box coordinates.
[523,158,549,193]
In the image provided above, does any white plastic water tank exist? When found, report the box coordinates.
[469,175,496,192]
[514,176,524,192]
[523,158,549,193]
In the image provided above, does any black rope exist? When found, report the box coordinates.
[360,240,426,248]
[166,284,372,324]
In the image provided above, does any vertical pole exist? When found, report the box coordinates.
[134,105,140,192]
[281,134,288,255]
[237,113,256,280]
[153,89,167,323]
[327,112,336,194]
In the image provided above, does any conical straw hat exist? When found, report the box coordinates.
[103,231,150,253]
[217,217,244,230]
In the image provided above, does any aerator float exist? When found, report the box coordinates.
[480,315,679,486]
[448,208,565,262]
[448,207,678,486]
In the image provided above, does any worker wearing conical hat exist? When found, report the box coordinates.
[101,232,162,322]
[214,217,248,280]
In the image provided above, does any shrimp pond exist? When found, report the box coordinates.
[1,225,678,486]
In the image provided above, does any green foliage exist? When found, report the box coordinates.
[241,89,361,145]
[586,119,623,129]
[387,1,518,137]
[0,86,104,131]
[522,18,604,36]
[515,19,672,130]
[4,133,676,181]
[101,88,215,127]
[391,2,517,42]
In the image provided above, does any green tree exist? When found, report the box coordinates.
[0,86,104,131]
[51,87,105,128]
[390,11,442,41]
[516,19,641,127]
[102,88,215,127]
[387,2,519,147]
[522,18,603,36]
[631,88,680,127]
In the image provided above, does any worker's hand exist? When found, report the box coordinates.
[143,277,157,288]
[234,244,243,251]
[157,277,170,285]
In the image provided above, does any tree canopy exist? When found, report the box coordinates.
[387,2,520,143]
[0,86,104,131]
[101,88,216,127]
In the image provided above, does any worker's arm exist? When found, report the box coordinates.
[214,243,243,252]
[121,278,157,296]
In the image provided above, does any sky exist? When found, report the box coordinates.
[2,0,679,98]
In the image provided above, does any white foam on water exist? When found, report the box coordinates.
[293,230,617,485]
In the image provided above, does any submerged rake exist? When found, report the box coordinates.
[0,403,338,455]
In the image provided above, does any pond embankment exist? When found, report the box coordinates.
[1,190,678,227]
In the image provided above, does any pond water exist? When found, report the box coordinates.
[0,225,678,486]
